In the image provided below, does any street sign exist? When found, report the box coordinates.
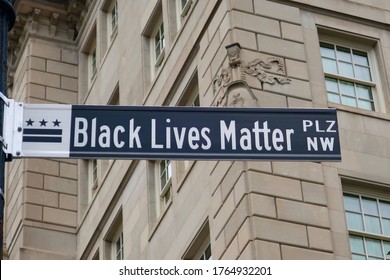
[2,99,341,161]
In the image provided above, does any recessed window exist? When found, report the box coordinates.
[104,211,124,259]
[183,220,212,260]
[154,21,165,67]
[320,42,377,111]
[180,0,192,17]
[92,249,99,260]
[90,47,97,75]
[141,2,166,90]
[159,159,172,206]
[343,192,390,260]
[89,159,98,191]
[81,25,97,99]
[147,159,173,228]
[114,231,124,260]
[198,243,212,260]
[110,0,118,36]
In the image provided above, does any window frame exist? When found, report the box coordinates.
[109,0,119,38]
[319,34,385,113]
[153,20,165,68]
[179,0,192,17]
[342,183,390,260]
[88,40,97,85]
[197,241,212,260]
[89,159,98,191]
[158,159,172,207]
[147,160,173,235]
[182,220,211,260]
[103,210,123,260]
[113,231,124,260]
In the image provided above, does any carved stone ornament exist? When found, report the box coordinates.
[213,43,291,97]
[226,42,241,68]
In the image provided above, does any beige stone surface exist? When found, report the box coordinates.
[253,216,308,247]
[307,226,333,251]
[276,198,330,227]
[248,171,303,201]
[302,181,327,205]
[250,193,277,218]
[254,240,281,260]
[281,245,334,260]
[43,207,77,227]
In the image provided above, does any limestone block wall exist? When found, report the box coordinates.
[5,38,78,259]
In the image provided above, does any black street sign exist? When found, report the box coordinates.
[5,104,341,161]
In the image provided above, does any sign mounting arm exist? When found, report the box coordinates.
[1,91,23,161]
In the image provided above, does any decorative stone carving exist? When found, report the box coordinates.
[212,43,291,107]
[242,57,291,86]
[213,43,291,94]
[226,42,241,68]
[50,13,59,25]
[31,8,41,32]
[212,68,231,93]
[229,93,245,107]
[50,13,59,36]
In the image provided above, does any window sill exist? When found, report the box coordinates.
[348,229,390,242]
[155,48,165,68]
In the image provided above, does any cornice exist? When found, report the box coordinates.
[7,0,93,87]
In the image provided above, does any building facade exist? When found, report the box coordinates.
[3,0,390,259]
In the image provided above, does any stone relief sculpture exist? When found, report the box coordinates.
[242,57,291,86]
[212,43,291,107]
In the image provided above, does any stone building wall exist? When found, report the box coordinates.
[4,0,390,260]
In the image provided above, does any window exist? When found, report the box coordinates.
[100,0,118,57]
[154,21,165,67]
[80,26,97,99]
[179,0,192,17]
[109,0,118,36]
[343,192,390,259]
[178,71,199,106]
[142,2,165,89]
[198,243,212,260]
[320,41,377,111]
[183,220,212,259]
[104,211,124,259]
[159,160,172,206]
[90,45,97,81]
[114,231,124,260]
[92,249,99,260]
[89,159,98,191]
[147,160,173,228]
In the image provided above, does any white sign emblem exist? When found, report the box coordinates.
[21,104,72,158]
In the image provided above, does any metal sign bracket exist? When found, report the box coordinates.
[1,92,23,160]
